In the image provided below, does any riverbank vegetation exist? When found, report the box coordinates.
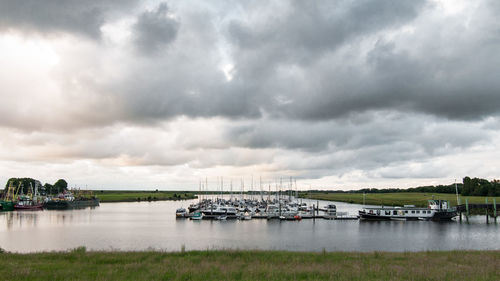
[300,192,500,207]
[96,190,197,202]
[0,249,498,280]
[304,177,499,197]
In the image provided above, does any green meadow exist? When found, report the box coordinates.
[96,190,197,202]
[0,249,498,280]
[300,192,500,207]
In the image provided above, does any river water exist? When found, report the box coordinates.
[0,198,498,253]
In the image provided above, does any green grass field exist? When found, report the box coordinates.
[0,249,498,280]
[300,192,500,207]
[95,190,197,202]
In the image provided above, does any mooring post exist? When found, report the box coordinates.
[494,198,497,223]
[313,204,315,220]
[486,197,489,224]
[465,198,469,223]
[459,210,462,222]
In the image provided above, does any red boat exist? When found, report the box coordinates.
[14,203,43,210]
[14,196,43,210]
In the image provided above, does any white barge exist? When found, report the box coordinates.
[359,199,457,221]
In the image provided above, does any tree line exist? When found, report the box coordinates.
[305,176,500,196]
[462,177,500,196]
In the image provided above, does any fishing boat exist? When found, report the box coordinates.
[43,192,100,210]
[14,195,43,210]
[359,199,457,221]
[1,182,17,211]
[0,200,14,212]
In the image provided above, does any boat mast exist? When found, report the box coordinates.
[295,179,299,202]
[268,183,271,202]
[260,176,263,202]
[251,175,253,201]
[240,178,244,201]
[455,179,460,205]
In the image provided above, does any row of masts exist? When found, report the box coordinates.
[197,177,300,202]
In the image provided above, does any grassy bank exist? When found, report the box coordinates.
[0,249,498,280]
[300,192,500,207]
[95,190,197,203]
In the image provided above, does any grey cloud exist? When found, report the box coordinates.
[228,0,425,64]
[227,112,488,153]
[133,3,180,53]
[0,0,139,38]
[221,0,500,122]
[223,112,492,180]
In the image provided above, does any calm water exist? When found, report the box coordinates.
[0,198,498,253]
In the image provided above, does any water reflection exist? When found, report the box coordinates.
[0,199,498,253]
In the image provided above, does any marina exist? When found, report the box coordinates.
[176,194,360,221]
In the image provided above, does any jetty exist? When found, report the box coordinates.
[456,198,499,223]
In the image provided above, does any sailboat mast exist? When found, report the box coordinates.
[260,176,263,202]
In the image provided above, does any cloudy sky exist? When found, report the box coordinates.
[1,0,499,190]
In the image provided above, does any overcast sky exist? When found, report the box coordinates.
[1,0,499,190]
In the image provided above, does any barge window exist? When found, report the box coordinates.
[404,210,408,214]
[393,210,397,215]
[385,211,391,215]
[411,210,415,214]
[416,211,420,214]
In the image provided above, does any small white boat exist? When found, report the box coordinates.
[240,212,252,220]
[323,204,337,219]
[216,215,227,221]
[176,207,187,218]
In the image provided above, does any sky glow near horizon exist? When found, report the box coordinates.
[0,0,499,190]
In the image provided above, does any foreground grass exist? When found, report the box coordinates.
[96,190,197,202]
[301,192,500,207]
[0,249,498,280]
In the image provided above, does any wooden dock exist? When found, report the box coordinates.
[456,198,498,223]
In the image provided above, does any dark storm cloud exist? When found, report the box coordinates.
[0,0,139,38]
[133,3,180,53]
[117,0,500,124]
[228,0,426,63]
[220,0,500,122]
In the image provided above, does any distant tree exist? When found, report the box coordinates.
[53,179,68,194]
[44,183,54,195]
